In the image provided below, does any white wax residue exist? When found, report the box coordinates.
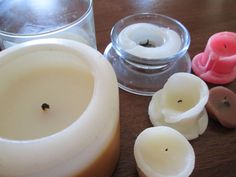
[118,23,182,59]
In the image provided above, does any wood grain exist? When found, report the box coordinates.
[93,0,236,176]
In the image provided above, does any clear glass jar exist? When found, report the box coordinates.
[0,0,96,49]
[104,13,191,96]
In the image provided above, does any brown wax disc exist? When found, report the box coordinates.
[206,86,236,128]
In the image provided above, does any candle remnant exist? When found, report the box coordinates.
[118,23,181,59]
[134,126,195,177]
[149,73,209,140]
[192,31,236,84]
[206,86,236,128]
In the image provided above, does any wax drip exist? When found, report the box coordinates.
[41,103,50,111]
[223,96,230,107]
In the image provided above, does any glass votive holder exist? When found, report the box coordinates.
[0,0,96,49]
[104,13,191,96]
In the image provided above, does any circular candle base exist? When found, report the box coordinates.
[104,43,191,96]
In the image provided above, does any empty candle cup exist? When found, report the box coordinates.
[149,73,209,140]
[0,39,120,177]
[0,0,96,49]
[104,13,191,96]
[134,126,195,177]
[192,32,236,84]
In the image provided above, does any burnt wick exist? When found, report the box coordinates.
[177,99,183,103]
[165,148,168,151]
[224,44,227,48]
[41,103,50,111]
[139,40,155,48]
[223,96,230,107]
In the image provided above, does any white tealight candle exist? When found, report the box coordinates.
[134,126,195,177]
[149,73,209,140]
[0,39,119,177]
[118,23,181,59]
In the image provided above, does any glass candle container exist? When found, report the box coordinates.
[104,13,191,96]
[0,0,96,49]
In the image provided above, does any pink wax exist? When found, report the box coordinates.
[192,32,236,84]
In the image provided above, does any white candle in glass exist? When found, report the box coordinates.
[149,73,209,140]
[118,23,181,59]
[134,126,195,177]
[0,39,119,177]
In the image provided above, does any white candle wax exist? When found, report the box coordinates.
[0,39,119,177]
[134,126,195,177]
[149,73,209,140]
[118,23,181,59]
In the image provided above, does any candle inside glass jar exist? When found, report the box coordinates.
[118,23,181,59]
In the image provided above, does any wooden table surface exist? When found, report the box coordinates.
[93,0,236,177]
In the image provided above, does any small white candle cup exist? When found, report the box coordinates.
[104,13,191,96]
[0,0,96,49]
[149,73,209,140]
[0,39,119,177]
[134,126,195,177]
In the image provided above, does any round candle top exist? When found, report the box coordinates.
[0,39,119,177]
[149,72,209,140]
[118,23,181,59]
[134,126,195,177]
[206,86,236,128]
[0,58,93,140]
[192,31,236,84]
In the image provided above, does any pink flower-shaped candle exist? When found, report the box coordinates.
[192,32,236,84]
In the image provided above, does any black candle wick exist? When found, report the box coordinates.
[41,103,50,111]
[223,96,230,107]
[139,40,155,47]
[177,99,183,103]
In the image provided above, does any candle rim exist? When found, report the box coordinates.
[154,73,209,122]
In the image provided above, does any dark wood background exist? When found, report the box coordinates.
[94,0,236,177]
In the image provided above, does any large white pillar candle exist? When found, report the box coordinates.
[149,73,209,140]
[134,126,195,177]
[118,23,181,59]
[0,39,120,177]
